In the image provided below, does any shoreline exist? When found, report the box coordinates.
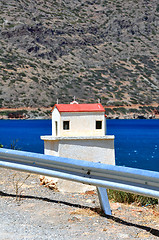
[0,104,158,120]
[0,117,159,120]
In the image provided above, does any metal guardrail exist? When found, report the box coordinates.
[0,148,159,215]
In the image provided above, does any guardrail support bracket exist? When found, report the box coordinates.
[97,187,112,216]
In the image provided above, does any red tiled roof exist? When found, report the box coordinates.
[52,103,105,113]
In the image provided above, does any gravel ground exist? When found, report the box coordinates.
[0,169,159,240]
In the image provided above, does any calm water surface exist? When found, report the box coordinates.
[0,119,158,172]
[0,120,51,154]
[107,119,159,172]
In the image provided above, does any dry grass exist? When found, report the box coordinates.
[69,207,101,217]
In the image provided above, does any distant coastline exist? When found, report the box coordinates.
[0,104,159,120]
[0,104,159,119]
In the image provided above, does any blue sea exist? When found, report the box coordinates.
[0,119,158,172]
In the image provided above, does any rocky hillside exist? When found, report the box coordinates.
[0,0,159,115]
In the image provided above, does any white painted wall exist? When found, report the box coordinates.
[41,136,115,165]
[57,112,106,137]
[44,140,59,156]
[52,107,61,136]
[52,107,106,137]
[58,139,114,164]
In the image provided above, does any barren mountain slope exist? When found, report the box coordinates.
[0,0,159,112]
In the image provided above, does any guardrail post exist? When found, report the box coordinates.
[97,187,112,216]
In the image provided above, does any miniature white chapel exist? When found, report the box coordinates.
[41,101,115,165]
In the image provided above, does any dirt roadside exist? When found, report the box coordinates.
[0,169,159,240]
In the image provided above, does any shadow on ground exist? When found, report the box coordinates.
[0,190,159,238]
